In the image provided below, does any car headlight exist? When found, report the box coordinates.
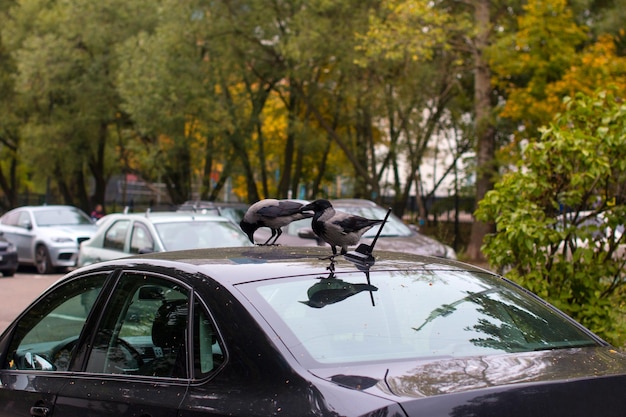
[6,243,16,253]
[50,237,75,243]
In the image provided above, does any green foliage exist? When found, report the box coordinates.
[489,0,589,138]
[2,0,158,208]
[476,90,626,345]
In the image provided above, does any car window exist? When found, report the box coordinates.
[85,273,190,378]
[130,223,154,254]
[34,207,93,226]
[17,212,31,229]
[239,269,599,366]
[286,218,312,235]
[156,221,251,250]
[193,300,225,378]
[3,273,108,371]
[1,211,21,227]
[103,219,130,251]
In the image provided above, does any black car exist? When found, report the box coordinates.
[1,246,626,417]
[0,232,18,277]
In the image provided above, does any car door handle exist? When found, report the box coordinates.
[30,406,50,417]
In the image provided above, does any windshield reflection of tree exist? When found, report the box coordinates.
[415,283,596,353]
[468,289,596,352]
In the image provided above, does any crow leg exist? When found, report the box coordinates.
[261,229,277,245]
[270,228,282,245]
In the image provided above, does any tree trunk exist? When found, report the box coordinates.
[466,0,496,261]
[278,90,299,198]
[88,121,108,210]
[200,134,215,200]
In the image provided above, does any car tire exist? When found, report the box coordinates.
[1,269,16,277]
[35,244,54,274]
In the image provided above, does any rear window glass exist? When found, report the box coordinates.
[155,220,251,250]
[35,208,93,226]
[239,269,598,365]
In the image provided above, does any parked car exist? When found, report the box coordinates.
[0,205,97,274]
[2,245,626,416]
[553,209,625,259]
[256,198,457,259]
[0,232,18,277]
[177,200,249,224]
[77,211,252,266]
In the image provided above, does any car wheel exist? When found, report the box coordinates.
[1,269,16,277]
[35,244,54,274]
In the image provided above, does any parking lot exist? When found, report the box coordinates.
[0,269,63,333]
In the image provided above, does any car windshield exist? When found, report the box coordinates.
[34,208,93,226]
[335,205,412,237]
[155,220,251,250]
[239,268,598,366]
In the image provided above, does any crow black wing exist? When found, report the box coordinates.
[334,216,382,233]
[256,200,303,219]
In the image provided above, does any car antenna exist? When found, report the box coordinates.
[343,207,392,266]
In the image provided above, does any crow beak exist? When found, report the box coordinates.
[300,203,314,213]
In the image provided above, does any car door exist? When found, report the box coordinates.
[129,221,155,254]
[0,210,35,263]
[53,271,191,417]
[92,219,131,262]
[0,272,109,417]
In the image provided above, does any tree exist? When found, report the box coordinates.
[350,0,475,216]
[0,9,22,209]
[475,90,626,345]
[116,2,213,204]
[464,0,499,261]
[490,0,589,143]
[4,0,157,211]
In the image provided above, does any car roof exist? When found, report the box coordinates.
[330,198,380,207]
[72,245,487,286]
[179,200,248,209]
[8,205,80,211]
[99,211,230,224]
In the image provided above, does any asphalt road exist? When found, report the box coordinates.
[0,268,64,333]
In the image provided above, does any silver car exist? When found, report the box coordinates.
[0,205,98,274]
[78,211,253,267]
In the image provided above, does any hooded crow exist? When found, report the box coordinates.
[300,199,383,256]
[240,199,313,245]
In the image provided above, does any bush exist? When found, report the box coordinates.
[475,90,626,346]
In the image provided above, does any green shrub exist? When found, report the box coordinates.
[476,90,626,346]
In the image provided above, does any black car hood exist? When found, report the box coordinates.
[310,347,626,416]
